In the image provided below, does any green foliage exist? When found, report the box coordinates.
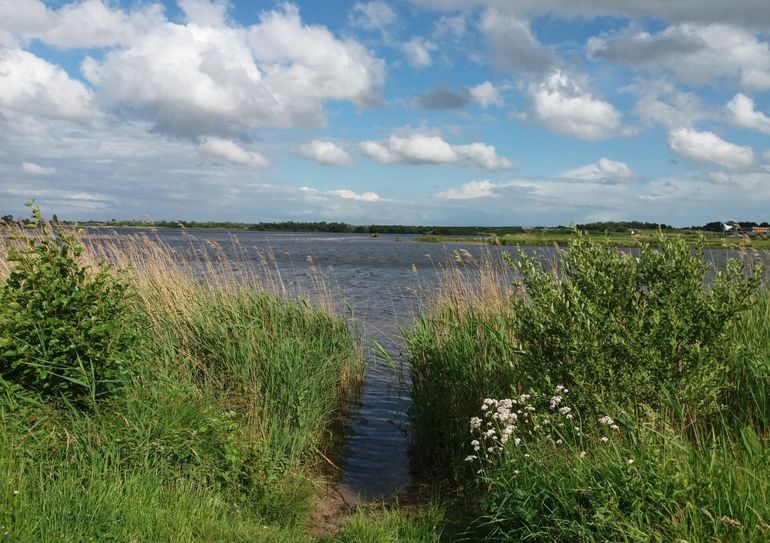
[0,204,139,406]
[473,422,770,542]
[405,308,520,478]
[508,233,760,418]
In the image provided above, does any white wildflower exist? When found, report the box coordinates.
[550,395,563,409]
[470,417,482,431]
[558,406,571,415]
[600,436,609,443]
[599,416,614,426]
[580,451,587,459]
[555,439,563,446]
[627,459,634,465]
[611,424,619,432]
[465,455,477,462]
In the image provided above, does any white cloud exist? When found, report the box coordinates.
[438,179,494,199]
[468,81,503,107]
[726,93,770,134]
[0,0,165,49]
[530,71,624,140]
[359,135,512,170]
[21,161,56,175]
[478,8,555,76]
[178,0,229,27]
[632,80,710,129]
[80,3,385,138]
[401,37,436,69]
[298,140,353,166]
[562,158,634,183]
[350,1,396,31]
[668,128,754,168]
[0,48,94,123]
[432,14,466,40]
[331,189,380,201]
[197,136,269,167]
[453,143,512,170]
[588,24,770,90]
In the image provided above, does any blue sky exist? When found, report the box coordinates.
[1,0,769,226]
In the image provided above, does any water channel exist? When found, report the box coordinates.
[96,229,759,501]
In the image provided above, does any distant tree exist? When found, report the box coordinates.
[1,215,13,224]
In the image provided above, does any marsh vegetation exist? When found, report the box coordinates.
[2,208,769,542]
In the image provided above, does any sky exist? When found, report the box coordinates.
[0,0,769,226]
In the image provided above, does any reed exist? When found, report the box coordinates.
[0,221,361,541]
[404,236,770,541]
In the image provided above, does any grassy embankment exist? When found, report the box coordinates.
[0,214,432,542]
[416,228,770,249]
[405,237,770,541]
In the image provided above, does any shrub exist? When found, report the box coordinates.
[0,204,139,406]
[508,233,760,419]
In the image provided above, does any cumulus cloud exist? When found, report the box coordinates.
[438,179,495,199]
[331,189,380,201]
[21,161,56,175]
[478,8,555,76]
[529,71,624,140]
[726,93,770,134]
[78,3,384,138]
[401,37,436,68]
[350,1,396,31]
[0,48,94,122]
[468,81,503,108]
[668,128,754,168]
[632,80,710,129]
[359,134,512,170]
[0,0,165,49]
[588,24,770,90]
[562,158,634,183]
[298,140,353,166]
[197,136,269,167]
[414,86,470,109]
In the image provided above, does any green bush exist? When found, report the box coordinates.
[0,204,139,406]
[509,233,760,418]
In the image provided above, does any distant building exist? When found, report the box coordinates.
[752,226,770,236]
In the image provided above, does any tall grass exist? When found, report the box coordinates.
[0,223,361,541]
[404,237,770,541]
[405,250,519,478]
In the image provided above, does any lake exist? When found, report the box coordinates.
[89,228,766,500]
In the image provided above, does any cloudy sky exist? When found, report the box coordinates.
[1,0,769,225]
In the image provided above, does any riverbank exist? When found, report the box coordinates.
[417,229,770,249]
[3,215,769,541]
[404,234,770,541]
[0,218,373,542]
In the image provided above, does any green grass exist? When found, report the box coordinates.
[323,505,445,543]
[0,227,362,542]
[416,229,770,249]
[404,236,770,541]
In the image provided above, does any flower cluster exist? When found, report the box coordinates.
[465,386,626,471]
